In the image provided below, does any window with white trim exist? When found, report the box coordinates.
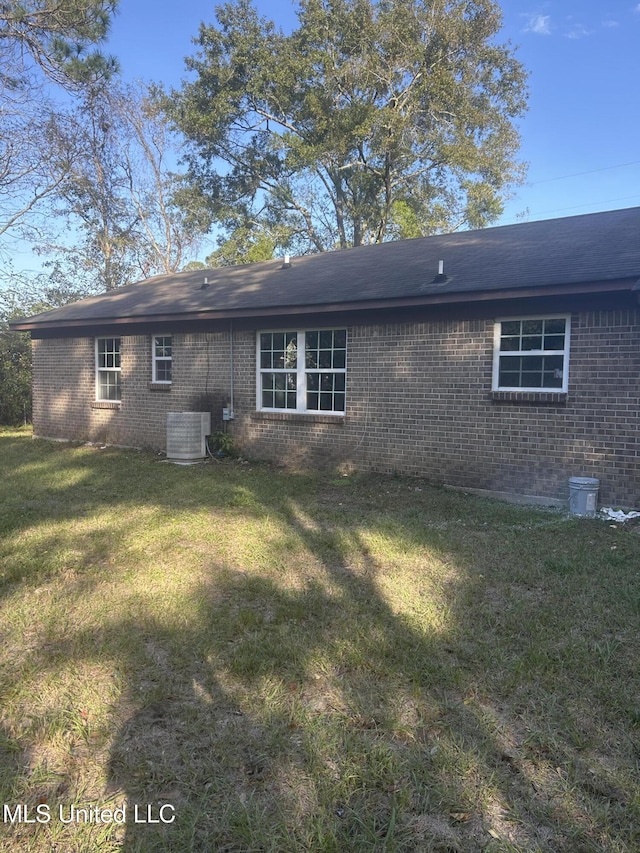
[152,335,172,383]
[493,316,570,392]
[258,329,347,414]
[96,337,121,401]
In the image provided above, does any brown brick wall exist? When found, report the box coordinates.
[32,309,640,507]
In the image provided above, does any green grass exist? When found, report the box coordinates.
[1,426,639,852]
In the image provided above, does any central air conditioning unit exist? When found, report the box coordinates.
[166,412,211,462]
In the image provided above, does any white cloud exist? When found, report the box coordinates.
[602,19,619,27]
[566,23,592,39]
[523,13,552,35]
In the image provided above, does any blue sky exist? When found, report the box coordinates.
[10,0,640,277]
[105,0,640,229]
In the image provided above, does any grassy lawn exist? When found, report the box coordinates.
[0,427,639,852]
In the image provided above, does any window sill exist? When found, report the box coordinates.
[490,391,567,405]
[91,400,121,410]
[253,411,346,425]
[149,383,171,392]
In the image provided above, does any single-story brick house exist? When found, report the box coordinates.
[11,206,640,507]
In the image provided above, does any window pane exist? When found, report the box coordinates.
[98,338,120,365]
[261,372,296,409]
[306,372,345,412]
[262,373,275,391]
[522,320,543,335]
[305,330,320,369]
[522,356,542,371]
[543,334,564,350]
[155,336,171,357]
[543,371,563,388]
[522,371,543,387]
[521,335,542,351]
[545,355,563,371]
[320,373,333,391]
[545,318,566,334]
[156,362,172,382]
[284,337,297,369]
[500,336,520,352]
[499,352,565,390]
[499,370,520,387]
[304,330,346,411]
[501,321,520,336]
[99,371,120,401]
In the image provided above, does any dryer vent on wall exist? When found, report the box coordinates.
[166,412,211,461]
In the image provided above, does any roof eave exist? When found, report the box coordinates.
[9,277,639,333]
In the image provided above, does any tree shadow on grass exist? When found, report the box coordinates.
[1,434,638,851]
[102,494,631,853]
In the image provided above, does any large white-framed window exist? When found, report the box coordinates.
[152,335,172,383]
[257,329,347,414]
[96,337,121,401]
[492,315,570,392]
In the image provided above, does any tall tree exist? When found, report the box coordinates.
[0,0,118,87]
[0,1,119,420]
[35,81,207,291]
[0,267,71,424]
[0,0,118,248]
[166,0,528,256]
[0,91,73,243]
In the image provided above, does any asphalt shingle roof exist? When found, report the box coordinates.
[13,207,640,331]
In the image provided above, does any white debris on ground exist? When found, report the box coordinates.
[600,507,640,522]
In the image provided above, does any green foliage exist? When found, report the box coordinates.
[0,0,119,87]
[0,277,87,425]
[166,0,528,257]
[205,222,293,267]
[208,430,236,456]
[0,330,31,425]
